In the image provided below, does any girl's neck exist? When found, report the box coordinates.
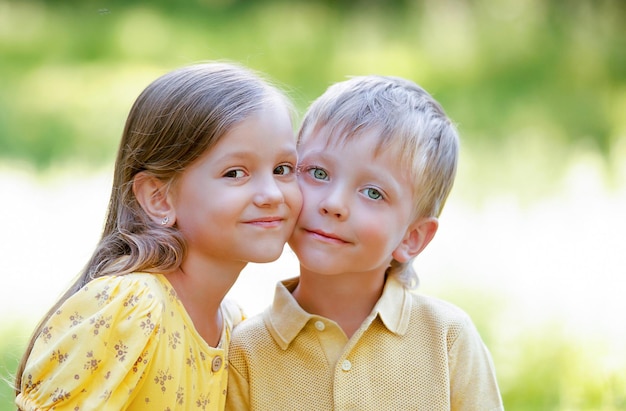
[167,256,244,346]
[292,269,386,339]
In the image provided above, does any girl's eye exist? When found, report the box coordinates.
[308,167,328,181]
[274,164,294,175]
[224,169,246,178]
[362,187,383,200]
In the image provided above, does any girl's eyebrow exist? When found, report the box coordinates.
[277,146,299,158]
[219,146,297,160]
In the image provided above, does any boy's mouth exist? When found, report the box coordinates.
[305,228,349,244]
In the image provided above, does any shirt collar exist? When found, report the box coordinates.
[374,275,412,336]
[263,278,312,350]
[263,276,412,350]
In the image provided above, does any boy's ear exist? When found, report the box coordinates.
[392,217,439,263]
[133,171,175,227]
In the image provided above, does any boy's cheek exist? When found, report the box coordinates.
[295,178,319,201]
[296,173,309,187]
[292,187,304,217]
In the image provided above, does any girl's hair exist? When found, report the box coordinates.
[15,61,292,394]
[297,75,459,288]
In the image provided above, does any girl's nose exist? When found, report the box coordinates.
[253,176,285,207]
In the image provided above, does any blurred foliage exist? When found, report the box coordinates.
[0,0,624,173]
[1,1,626,410]
[434,285,626,411]
[0,324,24,411]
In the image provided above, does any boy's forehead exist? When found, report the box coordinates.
[300,123,385,150]
[300,124,407,163]
[299,123,341,145]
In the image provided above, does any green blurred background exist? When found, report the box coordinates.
[1,0,625,409]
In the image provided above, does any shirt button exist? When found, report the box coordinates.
[212,355,223,372]
[341,359,352,371]
[314,321,325,331]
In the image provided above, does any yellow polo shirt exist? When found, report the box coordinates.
[227,276,503,410]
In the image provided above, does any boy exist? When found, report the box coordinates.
[226,76,504,410]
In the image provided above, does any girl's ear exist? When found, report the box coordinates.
[133,172,176,227]
[392,217,438,263]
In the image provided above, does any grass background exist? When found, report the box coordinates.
[1,0,625,409]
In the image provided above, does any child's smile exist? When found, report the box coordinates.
[290,128,415,278]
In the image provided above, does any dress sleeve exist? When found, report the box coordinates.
[448,317,504,411]
[221,297,246,329]
[16,275,164,410]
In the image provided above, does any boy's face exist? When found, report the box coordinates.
[289,129,416,278]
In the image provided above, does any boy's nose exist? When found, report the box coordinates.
[319,189,349,220]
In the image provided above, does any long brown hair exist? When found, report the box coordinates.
[15,61,292,394]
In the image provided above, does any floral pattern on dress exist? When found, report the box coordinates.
[16,273,235,411]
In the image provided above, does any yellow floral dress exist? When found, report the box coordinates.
[16,273,242,410]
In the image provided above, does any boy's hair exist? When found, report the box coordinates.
[15,61,292,394]
[297,75,459,288]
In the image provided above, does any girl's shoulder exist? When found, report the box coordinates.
[84,272,166,291]
[17,273,172,410]
[80,272,170,305]
[57,273,170,328]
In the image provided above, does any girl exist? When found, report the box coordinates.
[15,62,302,410]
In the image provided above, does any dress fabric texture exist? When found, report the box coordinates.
[227,276,504,411]
[16,273,241,411]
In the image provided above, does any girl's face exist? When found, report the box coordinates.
[170,102,302,270]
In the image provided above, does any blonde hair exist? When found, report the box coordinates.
[15,61,292,394]
[297,75,459,288]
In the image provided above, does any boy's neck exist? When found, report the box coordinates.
[292,269,386,338]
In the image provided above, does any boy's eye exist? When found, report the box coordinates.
[362,187,383,200]
[308,167,328,181]
[224,169,246,178]
[274,164,294,175]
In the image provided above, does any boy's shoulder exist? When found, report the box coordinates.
[230,311,273,351]
[232,310,266,334]
[405,291,477,337]
[410,291,471,319]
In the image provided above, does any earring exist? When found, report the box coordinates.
[161,216,169,225]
